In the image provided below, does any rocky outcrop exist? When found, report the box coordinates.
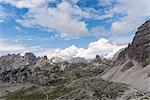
[0,53,55,85]
[0,53,49,72]
[102,20,150,91]
[24,52,38,64]
[114,20,150,66]
[0,54,28,72]
[127,20,150,66]
[93,55,102,63]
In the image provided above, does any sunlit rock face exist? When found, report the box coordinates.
[102,20,150,91]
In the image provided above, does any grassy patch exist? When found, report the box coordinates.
[47,85,73,100]
[5,86,46,100]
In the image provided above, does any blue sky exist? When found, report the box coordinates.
[0,0,150,59]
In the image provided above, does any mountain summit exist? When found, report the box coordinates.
[102,20,150,91]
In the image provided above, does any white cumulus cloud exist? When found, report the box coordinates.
[38,38,127,59]
[15,1,89,37]
[1,0,115,38]
[0,38,127,59]
[110,0,150,34]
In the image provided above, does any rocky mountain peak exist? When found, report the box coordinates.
[24,52,38,64]
[0,53,50,72]
[40,55,48,61]
[114,20,150,67]
[102,20,150,91]
[127,20,150,65]
[95,55,101,62]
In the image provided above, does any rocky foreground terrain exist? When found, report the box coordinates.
[0,20,150,100]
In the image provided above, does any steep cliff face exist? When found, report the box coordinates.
[114,20,150,67]
[102,20,150,91]
[127,20,150,66]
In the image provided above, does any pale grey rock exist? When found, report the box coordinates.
[69,57,87,64]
